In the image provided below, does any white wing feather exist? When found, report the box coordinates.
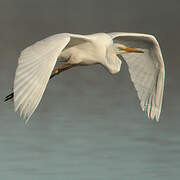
[109,32,165,121]
[14,33,91,122]
[14,34,71,122]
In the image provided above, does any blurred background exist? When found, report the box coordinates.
[0,0,180,179]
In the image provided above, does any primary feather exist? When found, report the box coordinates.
[14,33,93,122]
[109,33,165,121]
[14,34,70,122]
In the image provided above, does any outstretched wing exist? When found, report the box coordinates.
[109,32,165,121]
[14,33,90,122]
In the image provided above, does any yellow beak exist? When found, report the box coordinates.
[122,46,144,53]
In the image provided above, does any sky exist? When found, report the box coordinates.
[0,0,180,179]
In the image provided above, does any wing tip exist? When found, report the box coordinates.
[146,106,161,122]
[142,103,161,122]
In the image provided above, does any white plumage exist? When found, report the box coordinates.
[8,32,165,122]
[109,33,165,120]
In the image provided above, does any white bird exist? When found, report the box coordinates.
[5,32,165,123]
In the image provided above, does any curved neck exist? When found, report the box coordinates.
[104,45,122,74]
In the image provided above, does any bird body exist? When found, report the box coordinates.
[60,33,122,73]
[5,32,165,123]
[60,33,112,64]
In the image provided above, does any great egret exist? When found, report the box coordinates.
[5,32,165,123]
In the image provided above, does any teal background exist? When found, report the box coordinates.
[0,0,180,179]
